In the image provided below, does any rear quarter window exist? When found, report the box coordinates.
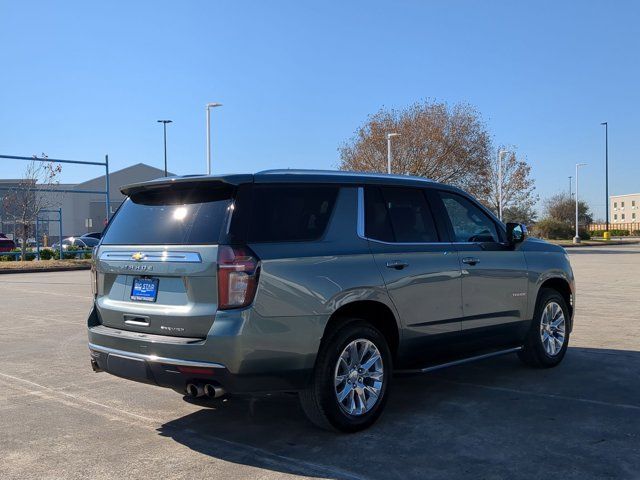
[247,185,339,243]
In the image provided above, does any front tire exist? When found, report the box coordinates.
[518,288,570,368]
[299,319,392,432]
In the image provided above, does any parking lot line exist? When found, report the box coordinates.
[0,370,364,480]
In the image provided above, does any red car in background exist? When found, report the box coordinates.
[0,234,16,252]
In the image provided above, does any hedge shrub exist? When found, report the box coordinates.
[590,229,630,237]
[39,249,55,260]
[530,219,574,239]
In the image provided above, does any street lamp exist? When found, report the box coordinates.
[497,149,510,221]
[206,102,223,175]
[386,133,400,174]
[574,163,587,244]
[157,120,172,177]
[601,122,609,235]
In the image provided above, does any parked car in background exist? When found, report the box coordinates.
[81,232,103,240]
[53,236,100,250]
[0,234,16,252]
[88,170,575,432]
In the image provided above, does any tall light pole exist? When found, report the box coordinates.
[206,102,223,175]
[601,122,609,233]
[574,163,587,244]
[157,120,172,177]
[386,133,400,174]
[497,149,510,221]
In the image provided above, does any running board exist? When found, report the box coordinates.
[396,346,523,374]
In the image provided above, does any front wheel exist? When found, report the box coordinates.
[299,319,392,432]
[518,288,570,368]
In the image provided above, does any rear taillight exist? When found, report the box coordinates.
[90,263,98,297]
[217,245,260,310]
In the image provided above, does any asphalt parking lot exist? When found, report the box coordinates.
[1,245,639,480]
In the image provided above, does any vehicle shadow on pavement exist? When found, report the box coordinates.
[157,347,640,480]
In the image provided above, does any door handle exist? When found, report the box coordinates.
[461,257,480,266]
[386,260,409,270]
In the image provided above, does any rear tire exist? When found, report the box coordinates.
[518,288,570,368]
[299,319,392,432]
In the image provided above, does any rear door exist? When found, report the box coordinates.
[432,190,528,344]
[363,186,463,362]
[95,184,235,338]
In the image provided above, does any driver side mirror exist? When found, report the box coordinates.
[506,222,527,245]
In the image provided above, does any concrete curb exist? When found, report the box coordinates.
[0,265,91,274]
[560,240,640,248]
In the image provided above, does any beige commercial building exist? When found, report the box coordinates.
[610,193,640,225]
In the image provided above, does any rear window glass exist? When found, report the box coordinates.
[101,186,234,245]
[248,185,339,242]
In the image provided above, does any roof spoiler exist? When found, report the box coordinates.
[121,174,254,196]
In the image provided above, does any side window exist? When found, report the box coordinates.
[438,191,500,243]
[364,187,394,242]
[248,185,339,242]
[364,186,439,242]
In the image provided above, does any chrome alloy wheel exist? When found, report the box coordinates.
[540,301,566,356]
[334,339,384,416]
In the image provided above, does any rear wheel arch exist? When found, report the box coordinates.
[322,301,400,361]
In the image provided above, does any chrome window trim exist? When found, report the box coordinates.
[99,251,202,263]
[357,187,366,238]
[88,343,225,369]
[356,186,455,247]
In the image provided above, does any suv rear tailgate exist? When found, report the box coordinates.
[95,181,236,338]
[95,245,219,338]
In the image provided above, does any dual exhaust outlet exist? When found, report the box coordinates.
[186,382,226,399]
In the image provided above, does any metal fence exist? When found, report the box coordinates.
[588,222,640,232]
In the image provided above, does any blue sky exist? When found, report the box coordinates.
[1,1,639,219]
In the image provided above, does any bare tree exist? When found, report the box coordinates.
[2,155,62,260]
[338,100,492,197]
[544,193,592,227]
[481,149,538,224]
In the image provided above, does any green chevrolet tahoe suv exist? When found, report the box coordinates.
[88,170,575,432]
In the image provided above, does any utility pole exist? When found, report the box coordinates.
[498,149,509,221]
[601,122,609,234]
[206,103,222,175]
[157,120,172,177]
[574,163,587,244]
[386,133,400,174]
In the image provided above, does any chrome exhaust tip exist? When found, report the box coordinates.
[204,383,226,399]
[186,383,205,398]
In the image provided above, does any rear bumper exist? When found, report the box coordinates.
[87,304,324,394]
[89,342,238,393]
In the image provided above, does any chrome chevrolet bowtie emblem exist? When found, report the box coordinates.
[131,252,146,261]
